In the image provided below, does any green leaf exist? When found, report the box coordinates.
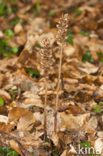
[10,18,20,25]
[66,30,74,45]
[3,52,11,57]
[8,89,15,93]
[12,94,16,99]
[99,101,103,105]
[7,149,19,156]
[97,52,102,57]
[6,8,12,14]
[53,154,58,156]
[94,106,102,113]
[0,39,9,46]
[65,36,73,46]
[33,10,39,16]
[80,31,89,37]
[48,11,55,17]
[72,8,82,14]
[11,0,16,5]
[0,2,6,16]
[3,146,8,153]
[0,96,4,106]
[5,29,14,38]
[100,57,103,63]
[0,39,9,56]
[26,68,40,78]
[35,3,40,9]
[67,29,72,35]
[46,137,51,143]
[12,47,18,53]
[0,1,13,16]
[0,146,2,151]
[79,142,91,149]
[82,50,94,63]
[36,44,41,48]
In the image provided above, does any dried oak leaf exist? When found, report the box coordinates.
[60,112,90,131]
[17,110,39,131]
[0,122,16,133]
[10,140,23,156]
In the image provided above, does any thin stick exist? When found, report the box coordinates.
[44,77,48,140]
[54,44,63,132]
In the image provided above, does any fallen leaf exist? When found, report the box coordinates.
[10,139,23,156]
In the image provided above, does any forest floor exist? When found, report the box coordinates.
[0,0,103,155]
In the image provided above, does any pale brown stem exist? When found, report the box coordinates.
[54,44,63,132]
[44,77,48,140]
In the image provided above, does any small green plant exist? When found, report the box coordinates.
[5,29,14,38]
[33,3,41,16]
[93,101,103,114]
[10,18,20,25]
[53,154,58,156]
[97,52,102,57]
[65,29,74,46]
[26,68,40,78]
[97,52,103,63]
[8,89,17,99]
[80,31,89,37]
[10,0,16,5]
[35,43,41,48]
[99,101,103,105]
[48,11,55,17]
[72,8,82,14]
[12,47,18,53]
[79,142,91,149]
[0,3,5,15]
[0,96,4,106]
[0,39,19,57]
[6,7,12,14]
[94,105,102,113]
[0,146,19,156]
[82,50,94,63]
[0,0,13,16]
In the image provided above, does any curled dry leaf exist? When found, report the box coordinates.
[79,62,98,74]
[10,139,23,156]
[22,91,43,108]
[16,31,26,46]
[60,150,68,156]
[14,23,23,34]
[0,115,8,124]
[28,17,50,34]
[83,116,98,133]
[0,122,16,133]
[94,138,103,154]
[8,107,30,122]
[51,132,59,146]
[60,112,90,131]
[17,110,38,131]
[64,45,75,57]
[20,131,43,147]
[0,89,11,100]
